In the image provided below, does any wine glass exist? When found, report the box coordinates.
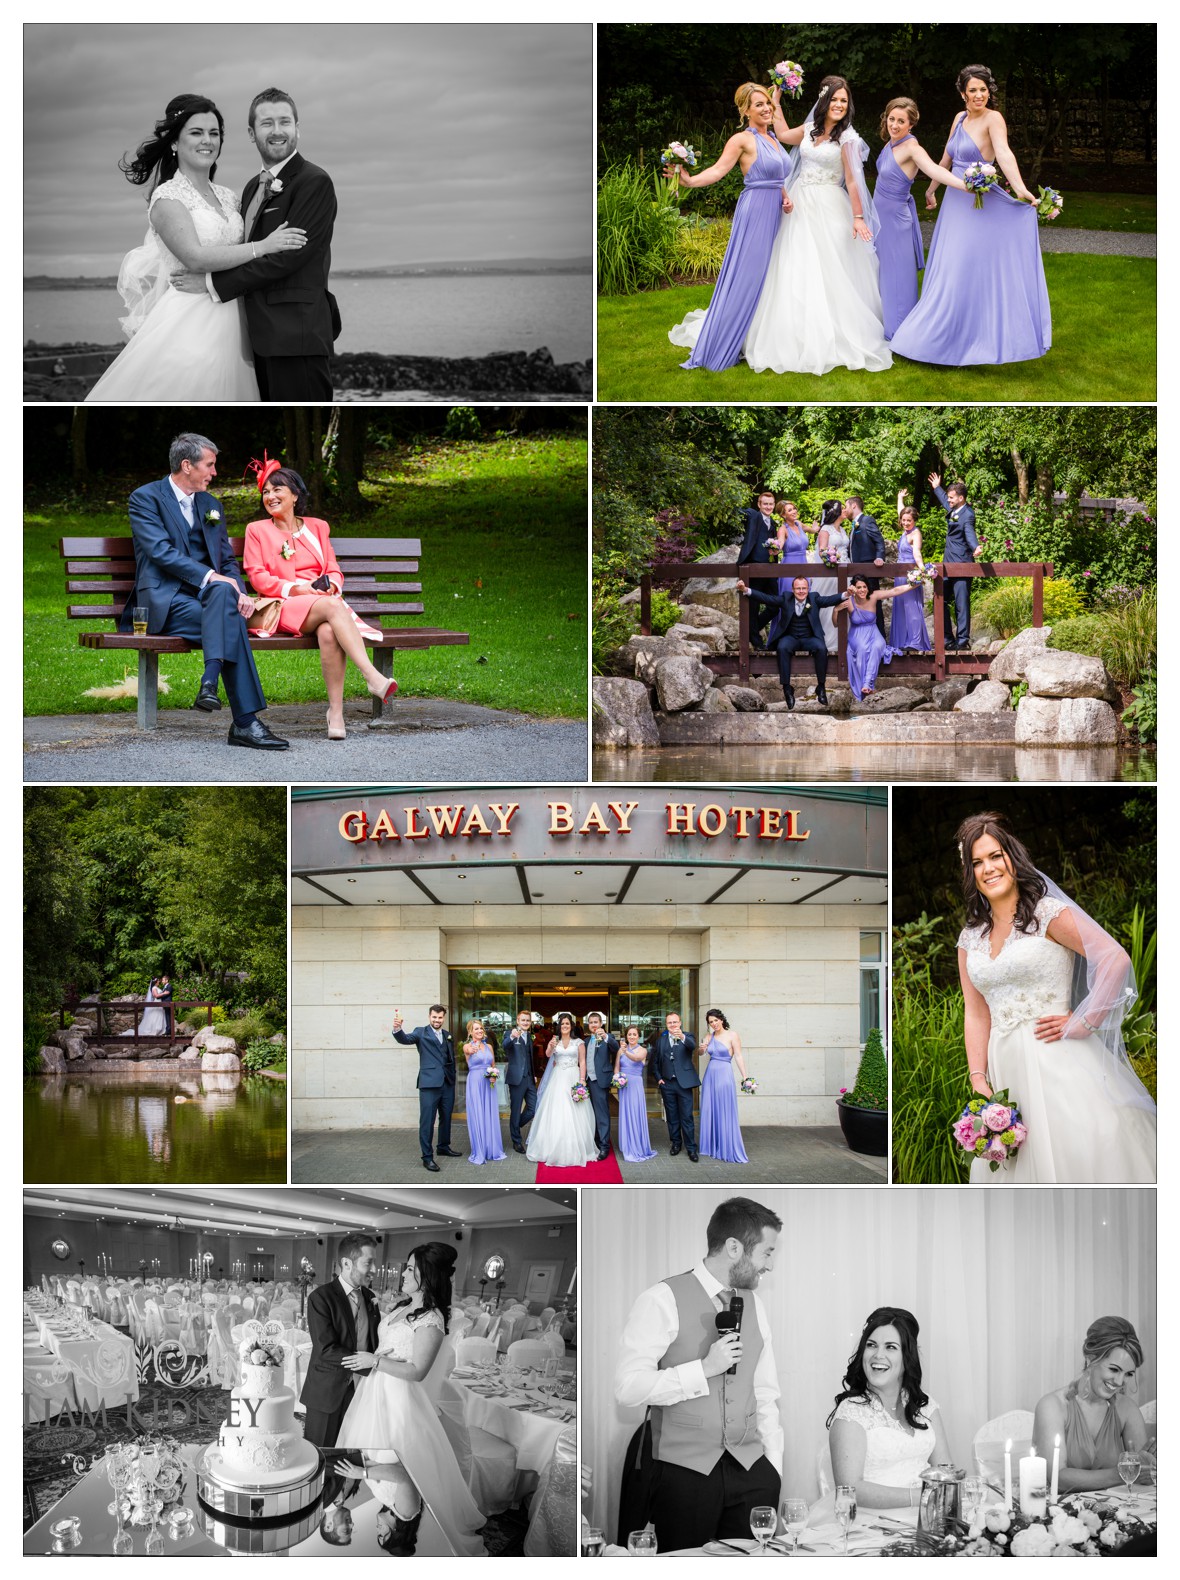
[627,1528,658,1556]
[834,1486,857,1554]
[749,1505,776,1555]
[105,1445,133,1555]
[1118,1451,1141,1505]
[582,1526,606,1557]
[962,1476,985,1527]
[780,1497,808,1555]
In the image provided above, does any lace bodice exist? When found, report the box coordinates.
[958,897,1073,1031]
[376,1306,444,1359]
[833,1392,940,1486]
[820,523,850,562]
[797,132,850,188]
[149,173,243,266]
[551,1040,583,1070]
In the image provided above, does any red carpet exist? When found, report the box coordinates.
[535,1153,624,1184]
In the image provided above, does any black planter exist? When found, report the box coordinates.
[836,1097,888,1157]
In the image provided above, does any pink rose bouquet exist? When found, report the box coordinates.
[951,1087,1026,1172]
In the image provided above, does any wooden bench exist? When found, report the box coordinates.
[61,535,470,729]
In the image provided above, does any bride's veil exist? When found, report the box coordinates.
[116,224,169,339]
[782,97,880,247]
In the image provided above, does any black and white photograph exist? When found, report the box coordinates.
[581,1187,1156,1556]
[24,24,593,404]
[24,1186,577,1556]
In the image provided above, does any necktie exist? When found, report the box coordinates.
[717,1286,734,1311]
[177,491,193,527]
[243,169,275,240]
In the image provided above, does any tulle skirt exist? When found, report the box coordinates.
[527,1060,597,1167]
[86,286,259,403]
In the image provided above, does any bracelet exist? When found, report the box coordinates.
[1080,1014,1097,1033]
[251,243,257,258]
[969,1069,987,1079]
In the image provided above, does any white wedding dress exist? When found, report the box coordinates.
[812,521,850,653]
[813,1393,940,1518]
[86,172,259,402]
[526,1041,597,1167]
[959,897,1156,1183]
[120,984,169,1036]
[335,1307,486,1557]
[744,130,892,376]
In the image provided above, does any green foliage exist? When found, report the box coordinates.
[25,1011,57,1078]
[442,407,482,441]
[242,1038,286,1074]
[213,1013,276,1045]
[891,912,947,987]
[670,217,732,281]
[1122,670,1156,743]
[1124,904,1156,1019]
[1049,589,1156,688]
[1010,681,1029,706]
[980,498,1155,591]
[844,1027,887,1111]
[973,576,1087,638]
[890,984,970,1184]
[648,589,682,636]
[597,163,682,295]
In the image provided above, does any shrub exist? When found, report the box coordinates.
[891,985,971,1184]
[1122,670,1156,743]
[843,1027,887,1111]
[981,499,1155,591]
[1049,589,1156,688]
[973,576,1087,637]
[24,1010,56,1077]
[213,1012,274,1045]
[242,1038,286,1074]
[670,216,731,280]
[652,507,700,566]
[648,589,681,635]
[597,163,682,295]
[442,407,481,441]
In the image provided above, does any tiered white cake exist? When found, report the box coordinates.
[212,1322,319,1487]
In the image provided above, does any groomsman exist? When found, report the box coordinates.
[737,489,780,651]
[584,1012,620,1161]
[739,578,845,708]
[929,472,982,649]
[392,1005,461,1172]
[844,495,887,635]
[614,1196,783,1551]
[652,1012,699,1163]
[501,1010,539,1154]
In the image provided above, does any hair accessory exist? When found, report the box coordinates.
[244,450,282,492]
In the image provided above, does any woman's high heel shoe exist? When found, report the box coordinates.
[327,709,347,741]
[367,674,398,703]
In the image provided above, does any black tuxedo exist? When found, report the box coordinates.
[501,1027,538,1148]
[933,486,979,646]
[755,586,845,701]
[737,507,778,649]
[299,1277,379,1451]
[392,1023,457,1160]
[584,1030,620,1153]
[210,152,339,400]
[847,512,887,634]
[652,1030,698,1150]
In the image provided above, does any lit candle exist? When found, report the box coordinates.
[1050,1435,1060,1504]
[1019,1446,1047,1519]
[1004,1439,1013,1510]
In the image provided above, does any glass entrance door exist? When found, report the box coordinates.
[449,969,518,1118]
[616,967,697,1117]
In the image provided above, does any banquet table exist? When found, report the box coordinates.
[444,1366,576,1474]
[27,1308,138,1411]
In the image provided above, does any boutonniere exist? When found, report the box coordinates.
[270,177,283,194]
[279,539,295,561]
[204,509,220,523]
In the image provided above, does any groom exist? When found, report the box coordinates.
[502,1010,539,1154]
[392,1005,461,1172]
[124,433,288,750]
[584,1012,620,1161]
[175,87,339,400]
[301,1232,380,1505]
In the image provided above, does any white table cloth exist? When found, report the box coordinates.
[35,1312,138,1410]
[444,1371,574,1474]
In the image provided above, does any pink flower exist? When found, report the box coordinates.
[953,1115,979,1149]
[1083,570,1093,578]
[985,1135,1008,1159]
[982,1103,1013,1133]
[1012,1122,1028,1145]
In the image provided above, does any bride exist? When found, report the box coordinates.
[85,93,306,403]
[955,812,1156,1183]
[120,976,171,1037]
[334,1244,485,1557]
[526,1012,598,1167]
[744,76,891,376]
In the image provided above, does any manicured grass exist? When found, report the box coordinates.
[596,254,1155,402]
[25,433,588,720]
[1054,191,1155,232]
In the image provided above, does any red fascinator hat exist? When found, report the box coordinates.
[244,451,282,492]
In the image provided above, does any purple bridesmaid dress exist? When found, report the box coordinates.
[890,528,932,650]
[873,134,924,339]
[669,131,792,371]
[698,1036,748,1164]
[846,603,896,700]
[778,521,812,583]
[616,1053,656,1162]
[465,1046,505,1164]
[890,115,1051,364]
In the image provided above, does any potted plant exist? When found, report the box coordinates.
[837,1028,888,1156]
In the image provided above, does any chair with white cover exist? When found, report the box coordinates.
[106,1287,129,1327]
[208,1307,241,1388]
[24,1342,77,1426]
[522,1316,543,1337]
[181,1307,207,1357]
[973,1410,1034,1490]
[142,1297,166,1345]
[540,1328,566,1360]
[538,1306,556,1331]
[454,1335,498,1369]
[450,1310,473,1341]
[506,1338,552,1373]
[524,1424,578,1556]
[126,1287,149,1343]
[65,1280,83,1305]
[1141,1399,1156,1425]
[240,1295,255,1314]
[436,1381,519,1517]
[253,1296,269,1322]
[470,1312,491,1338]
[816,1440,834,1500]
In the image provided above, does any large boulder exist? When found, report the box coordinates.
[665,621,728,655]
[718,684,765,712]
[674,602,741,647]
[696,687,737,712]
[988,626,1052,684]
[851,686,928,714]
[38,1045,67,1073]
[178,1043,201,1063]
[609,633,684,678]
[679,545,743,620]
[192,1024,234,1050]
[954,680,1012,714]
[654,656,714,712]
[591,677,659,748]
[1024,651,1120,703]
[52,1026,90,1062]
[931,678,971,711]
[200,1046,242,1073]
[634,633,705,686]
[1015,695,1120,746]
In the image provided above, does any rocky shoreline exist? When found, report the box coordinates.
[24,341,591,402]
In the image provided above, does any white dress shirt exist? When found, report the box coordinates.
[614,1260,783,1477]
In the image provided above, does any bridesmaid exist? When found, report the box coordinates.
[775,499,812,587]
[837,577,910,700]
[667,83,793,371]
[873,97,969,339]
[890,64,1051,365]
[613,1027,657,1163]
[890,489,932,652]
[698,1010,749,1164]
[462,1019,505,1165]
[1032,1317,1151,1492]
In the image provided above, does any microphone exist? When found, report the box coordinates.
[715,1295,744,1375]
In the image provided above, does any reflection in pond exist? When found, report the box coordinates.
[24,1071,286,1183]
[593,746,1155,784]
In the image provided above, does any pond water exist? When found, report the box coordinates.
[593,746,1156,784]
[24,1071,286,1183]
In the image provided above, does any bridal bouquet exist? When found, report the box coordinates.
[963,160,1000,209]
[952,1087,1027,1171]
[660,141,697,172]
[769,58,805,97]
[485,1066,499,1084]
[1035,184,1064,223]
[740,1076,758,1095]
[571,1081,589,1103]
[609,1072,628,1093]
[905,561,939,587]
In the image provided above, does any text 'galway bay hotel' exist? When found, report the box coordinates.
[291,786,887,1133]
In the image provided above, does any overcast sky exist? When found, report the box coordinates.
[25,23,592,276]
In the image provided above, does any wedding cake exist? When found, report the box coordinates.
[208,1321,319,1487]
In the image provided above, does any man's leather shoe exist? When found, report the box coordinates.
[785,685,795,711]
[227,719,289,750]
[422,1158,440,1172]
[192,680,222,712]
[437,1145,461,1157]
[669,1144,682,1157]
[817,687,829,706]
[513,1140,526,1153]
[596,1148,609,1162]
[687,1149,699,1163]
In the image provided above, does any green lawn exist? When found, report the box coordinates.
[25,433,588,720]
[1055,191,1155,232]
[596,254,1155,402]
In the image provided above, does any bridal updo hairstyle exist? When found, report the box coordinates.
[555,1012,575,1039]
[879,96,920,140]
[827,1306,930,1430]
[811,76,854,143]
[734,82,769,127]
[957,64,999,107]
[955,811,1047,939]
[401,1242,458,1331]
[120,93,226,193]
[1065,1316,1144,1401]
[265,467,311,515]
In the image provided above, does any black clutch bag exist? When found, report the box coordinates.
[310,574,332,592]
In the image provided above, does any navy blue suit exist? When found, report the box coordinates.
[392,1022,457,1160]
[756,587,846,700]
[501,1027,539,1147]
[123,478,266,721]
[584,1030,619,1153]
[847,511,887,634]
[652,1030,699,1151]
[737,507,778,649]
[934,487,979,646]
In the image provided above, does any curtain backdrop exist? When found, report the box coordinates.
[583,1188,1155,1540]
